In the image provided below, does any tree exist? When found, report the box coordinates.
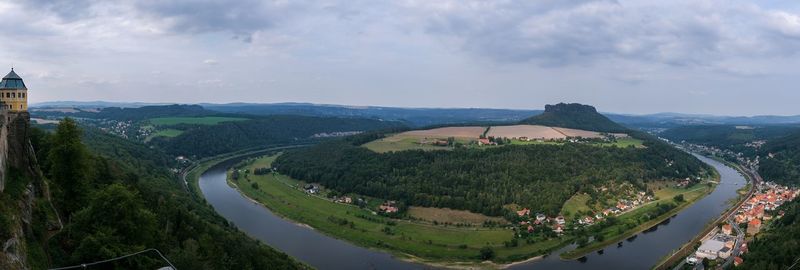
[673,194,685,203]
[479,246,495,260]
[48,118,90,216]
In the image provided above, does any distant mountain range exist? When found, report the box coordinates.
[30,101,800,127]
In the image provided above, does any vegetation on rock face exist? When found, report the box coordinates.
[273,132,710,217]
[31,119,307,269]
[519,103,627,133]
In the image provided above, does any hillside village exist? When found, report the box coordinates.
[685,181,798,268]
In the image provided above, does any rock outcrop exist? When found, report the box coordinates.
[0,112,52,270]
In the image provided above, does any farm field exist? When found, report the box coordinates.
[404,126,487,138]
[407,207,507,225]
[365,125,642,152]
[487,125,568,140]
[148,116,248,125]
[363,129,480,153]
[229,154,572,265]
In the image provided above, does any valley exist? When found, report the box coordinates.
[5,2,800,268]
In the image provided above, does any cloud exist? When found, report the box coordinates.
[132,0,304,39]
[5,0,800,115]
[407,0,800,68]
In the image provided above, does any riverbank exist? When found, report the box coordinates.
[559,174,718,260]
[221,153,721,268]
[226,154,573,268]
[650,156,756,270]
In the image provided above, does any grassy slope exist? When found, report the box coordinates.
[149,116,247,125]
[231,155,570,265]
[406,207,506,225]
[561,193,592,218]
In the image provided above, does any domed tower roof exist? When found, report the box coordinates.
[0,68,27,90]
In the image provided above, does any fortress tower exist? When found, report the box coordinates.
[0,68,28,112]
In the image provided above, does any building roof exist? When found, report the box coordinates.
[749,219,762,226]
[698,239,725,252]
[0,69,27,90]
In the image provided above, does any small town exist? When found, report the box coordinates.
[684,181,798,268]
[512,190,656,236]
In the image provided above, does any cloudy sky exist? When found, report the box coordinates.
[2,0,800,115]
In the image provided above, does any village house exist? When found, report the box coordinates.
[517,208,531,217]
[303,184,319,194]
[722,224,733,235]
[335,196,353,204]
[536,213,547,222]
[553,224,564,234]
[747,219,761,235]
[477,138,496,146]
[555,215,566,225]
[379,201,399,213]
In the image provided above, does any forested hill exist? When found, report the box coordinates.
[658,124,800,186]
[519,103,628,133]
[153,115,407,157]
[758,131,800,186]
[660,125,800,148]
[273,134,711,216]
[26,120,308,269]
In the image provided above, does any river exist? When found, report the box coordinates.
[199,154,746,269]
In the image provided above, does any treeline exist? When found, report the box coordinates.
[32,119,307,269]
[740,199,800,269]
[152,115,407,157]
[758,131,800,186]
[660,124,800,186]
[661,125,799,156]
[273,136,709,216]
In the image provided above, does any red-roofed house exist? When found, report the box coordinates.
[517,208,530,217]
[747,219,762,235]
[734,257,743,266]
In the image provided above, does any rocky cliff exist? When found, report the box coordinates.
[0,112,56,270]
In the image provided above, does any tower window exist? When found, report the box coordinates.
[11,93,15,98]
